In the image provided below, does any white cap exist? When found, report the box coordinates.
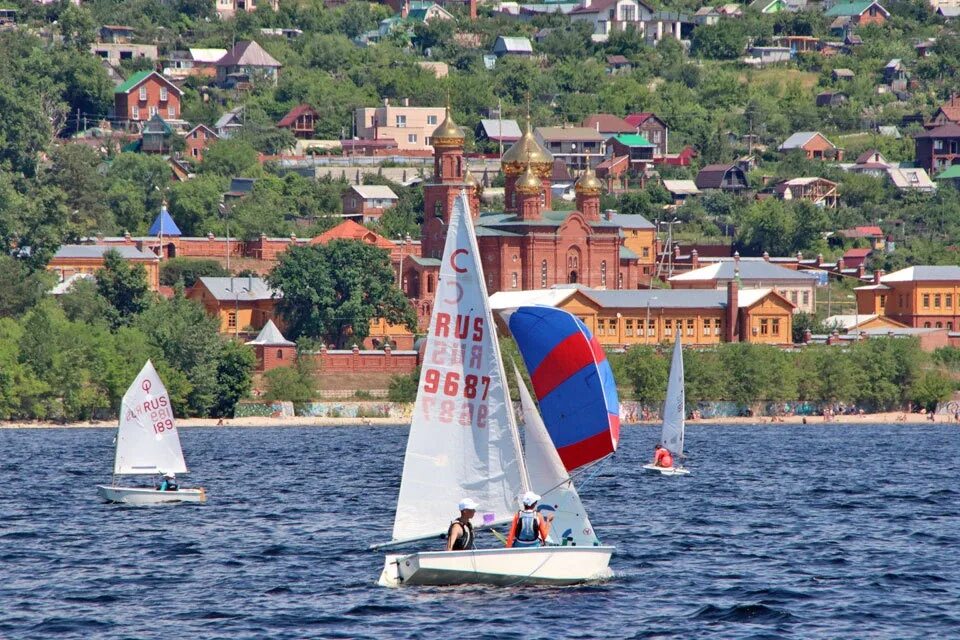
[521,491,541,507]
[165,472,176,479]
[458,498,479,511]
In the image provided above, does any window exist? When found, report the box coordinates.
[192,147,199,158]
[686,319,694,337]
[425,137,432,146]
[647,319,655,337]
[139,85,147,101]
[642,247,649,258]
[160,87,168,101]
[625,319,634,337]
[880,294,887,307]
[618,273,623,289]
[949,322,954,330]
[277,349,284,359]
[511,272,518,289]
[935,294,942,308]
[427,115,438,125]
[899,295,905,307]
[408,133,418,143]
[131,106,140,120]
[540,260,547,287]
[935,140,944,151]
[395,115,406,127]
[168,106,175,118]
[600,261,607,288]
[149,106,158,117]
[791,291,798,304]
[923,294,931,308]
[597,319,606,336]
[760,319,769,335]
[609,318,617,336]
[948,294,953,308]
[703,319,712,336]
[772,318,780,335]
[936,321,943,328]
[802,291,809,305]
[924,322,932,328]
[665,319,673,337]
[228,312,236,329]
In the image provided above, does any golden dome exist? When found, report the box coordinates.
[463,168,480,191]
[515,163,542,195]
[574,167,603,195]
[502,116,553,177]
[432,106,464,146]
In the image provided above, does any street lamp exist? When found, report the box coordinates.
[645,295,658,344]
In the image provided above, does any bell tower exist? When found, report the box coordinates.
[422,105,471,259]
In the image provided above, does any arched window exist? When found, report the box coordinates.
[924,322,932,328]
[427,274,435,294]
[936,321,943,328]
[511,272,518,288]
[600,261,607,288]
[540,260,548,287]
[277,349,284,359]
[434,200,443,218]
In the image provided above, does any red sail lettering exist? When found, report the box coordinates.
[472,317,484,342]
[454,314,470,339]
[434,313,451,338]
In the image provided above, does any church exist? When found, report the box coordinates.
[402,108,654,311]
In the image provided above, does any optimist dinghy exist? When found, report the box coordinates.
[375,191,616,587]
[96,361,206,505]
[643,334,691,476]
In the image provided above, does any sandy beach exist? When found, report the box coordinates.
[0,411,953,429]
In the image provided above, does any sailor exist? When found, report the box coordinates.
[653,444,674,469]
[446,498,478,551]
[157,472,178,492]
[506,491,552,548]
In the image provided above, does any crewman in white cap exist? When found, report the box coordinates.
[446,498,479,551]
[505,491,553,548]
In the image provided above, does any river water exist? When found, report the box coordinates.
[1,423,958,639]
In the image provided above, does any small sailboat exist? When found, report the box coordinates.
[375,192,613,587]
[643,334,690,476]
[96,360,207,505]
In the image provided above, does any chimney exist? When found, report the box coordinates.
[469,0,477,20]
[725,279,739,343]
[762,250,769,261]
[691,248,699,269]
[603,209,616,221]
[857,263,865,279]
[383,97,389,106]
[403,97,410,107]
[874,268,885,284]
[796,250,803,261]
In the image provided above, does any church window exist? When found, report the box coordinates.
[427,275,434,294]
[540,260,547,287]
[434,201,443,217]
[600,261,607,288]
[511,273,518,288]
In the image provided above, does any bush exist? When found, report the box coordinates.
[388,368,419,402]
[263,366,314,402]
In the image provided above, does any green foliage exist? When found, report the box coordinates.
[200,139,261,177]
[691,23,747,60]
[96,250,151,328]
[160,257,229,287]
[269,239,417,348]
[211,340,256,417]
[388,367,420,402]
[615,345,669,403]
[909,370,954,411]
[0,255,54,319]
[57,276,113,326]
[263,365,315,402]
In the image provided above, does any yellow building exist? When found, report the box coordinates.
[856,266,960,329]
[47,244,161,291]
[609,212,657,284]
[491,283,795,346]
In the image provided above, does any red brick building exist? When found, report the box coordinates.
[914,123,960,176]
[340,184,399,223]
[184,124,219,162]
[113,70,182,125]
[277,104,318,139]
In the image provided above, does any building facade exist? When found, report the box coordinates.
[855,266,960,329]
[354,101,446,152]
[113,70,182,125]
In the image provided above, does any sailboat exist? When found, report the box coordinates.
[643,334,690,476]
[96,360,207,505]
[375,192,614,587]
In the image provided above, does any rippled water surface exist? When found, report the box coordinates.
[2,423,959,639]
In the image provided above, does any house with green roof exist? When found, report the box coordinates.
[606,133,655,169]
[404,1,454,22]
[114,70,182,125]
[824,0,889,34]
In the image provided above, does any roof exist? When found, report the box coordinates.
[663,179,700,195]
[478,119,522,140]
[833,68,855,77]
[349,185,399,200]
[49,272,95,295]
[190,48,227,63]
[888,168,935,190]
[935,165,960,180]
[148,207,182,236]
[608,212,655,229]
[695,164,741,189]
[824,314,879,329]
[915,123,960,139]
[624,112,663,128]
[582,114,636,134]
[881,266,960,282]
[313,220,395,249]
[669,258,819,283]
[217,40,281,68]
[571,0,651,13]
[779,131,833,150]
[278,104,317,127]
[825,1,886,17]
[855,149,887,166]
[535,126,604,142]
[114,70,181,96]
[53,245,157,260]
[843,248,872,258]
[840,225,883,238]
[215,106,244,129]
[186,123,218,139]
[489,288,577,310]
[490,285,782,311]
[196,276,279,302]
[245,319,294,346]
[493,36,533,53]
[607,55,630,64]
[610,133,653,147]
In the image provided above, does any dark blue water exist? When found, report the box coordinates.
[1,424,959,639]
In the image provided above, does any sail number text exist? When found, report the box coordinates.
[423,369,490,400]
[153,418,174,434]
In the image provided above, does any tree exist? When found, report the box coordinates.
[269,240,417,348]
[0,81,52,177]
[44,144,111,236]
[211,340,256,417]
[0,255,54,319]
[57,276,113,326]
[58,4,97,51]
[910,371,954,412]
[160,257,229,287]
[168,174,227,237]
[615,345,668,403]
[200,139,260,177]
[691,24,746,60]
[263,365,315,402]
[97,250,151,328]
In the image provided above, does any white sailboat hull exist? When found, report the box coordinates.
[642,463,690,476]
[379,546,614,587]
[96,485,207,505]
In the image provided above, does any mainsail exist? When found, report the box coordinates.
[661,334,685,458]
[515,365,600,547]
[391,192,527,543]
[506,306,619,471]
[114,360,187,475]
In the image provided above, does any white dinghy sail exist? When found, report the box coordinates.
[387,191,528,548]
[643,333,690,476]
[514,365,600,547]
[114,360,186,476]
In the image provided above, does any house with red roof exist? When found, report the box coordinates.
[184,124,219,162]
[842,247,872,269]
[928,95,960,128]
[625,112,668,156]
[582,113,636,137]
[278,104,318,139]
[113,70,182,126]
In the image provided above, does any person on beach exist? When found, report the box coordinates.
[446,498,478,551]
[506,492,552,549]
[157,472,178,491]
[653,443,674,468]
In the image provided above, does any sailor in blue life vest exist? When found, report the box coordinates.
[506,491,553,548]
[446,498,478,551]
[157,472,178,492]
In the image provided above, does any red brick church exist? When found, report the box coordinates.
[402,109,640,312]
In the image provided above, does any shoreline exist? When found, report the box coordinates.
[0,411,952,430]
